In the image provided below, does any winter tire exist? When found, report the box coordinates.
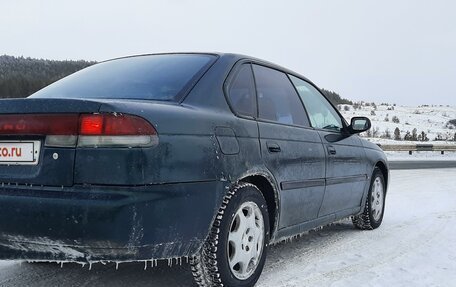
[353,168,386,230]
[191,182,270,287]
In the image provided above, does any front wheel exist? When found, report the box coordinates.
[353,168,386,230]
[191,183,270,287]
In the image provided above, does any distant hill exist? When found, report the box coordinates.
[0,55,351,105]
[0,55,95,98]
[321,88,353,106]
[339,102,456,143]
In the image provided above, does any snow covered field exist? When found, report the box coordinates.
[1,168,455,286]
[340,103,456,144]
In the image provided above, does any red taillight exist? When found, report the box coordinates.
[0,114,79,135]
[0,113,158,148]
[79,114,103,135]
[79,114,156,136]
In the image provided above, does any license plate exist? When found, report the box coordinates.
[0,141,41,165]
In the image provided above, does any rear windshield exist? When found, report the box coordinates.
[30,54,216,101]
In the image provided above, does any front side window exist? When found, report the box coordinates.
[289,75,343,132]
[253,65,309,127]
[30,54,216,101]
[226,64,256,118]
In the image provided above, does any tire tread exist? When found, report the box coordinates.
[352,168,385,230]
[191,182,259,287]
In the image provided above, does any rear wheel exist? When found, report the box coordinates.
[191,183,270,287]
[353,168,386,230]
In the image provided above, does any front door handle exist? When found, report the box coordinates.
[267,142,281,153]
[327,145,337,155]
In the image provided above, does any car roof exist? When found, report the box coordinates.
[216,52,313,83]
[102,52,312,83]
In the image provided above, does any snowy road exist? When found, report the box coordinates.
[1,169,456,287]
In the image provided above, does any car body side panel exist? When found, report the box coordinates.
[258,122,326,228]
[318,132,369,217]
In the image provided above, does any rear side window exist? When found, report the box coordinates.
[253,65,309,127]
[30,54,216,101]
[226,64,257,118]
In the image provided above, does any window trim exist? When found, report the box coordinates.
[223,60,257,121]
[223,59,346,133]
[286,74,313,128]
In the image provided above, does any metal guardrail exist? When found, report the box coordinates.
[377,143,456,155]
[388,160,456,170]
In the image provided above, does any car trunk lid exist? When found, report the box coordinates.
[0,98,103,187]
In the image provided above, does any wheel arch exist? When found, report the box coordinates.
[375,160,389,192]
[238,173,280,240]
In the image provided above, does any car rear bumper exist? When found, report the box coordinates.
[0,181,226,262]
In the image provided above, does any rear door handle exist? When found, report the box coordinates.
[327,145,337,155]
[267,142,281,153]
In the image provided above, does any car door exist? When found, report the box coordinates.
[289,75,369,217]
[252,64,326,228]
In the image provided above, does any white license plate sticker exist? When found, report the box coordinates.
[0,141,40,165]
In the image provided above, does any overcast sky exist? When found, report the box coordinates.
[1,0,455,106]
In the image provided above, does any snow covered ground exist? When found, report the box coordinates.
[257,168,456,287]
[1,168,455,286]
[339,103,456,144]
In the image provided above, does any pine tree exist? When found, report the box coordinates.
[404,131,412,141]
[394,127,401,141]
[420,131,429,142]
[320,88,353,106]
[0,55,96,98]
[412,128,418,141]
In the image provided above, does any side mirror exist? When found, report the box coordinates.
[348,117,371,134]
